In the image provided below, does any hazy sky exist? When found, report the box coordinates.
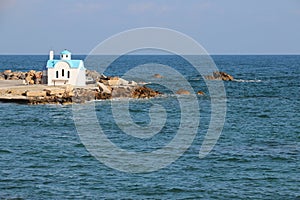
[0,0,299,54]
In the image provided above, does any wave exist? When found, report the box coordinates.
[233,79,262,83]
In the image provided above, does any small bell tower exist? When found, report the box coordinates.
[60,49,71,60]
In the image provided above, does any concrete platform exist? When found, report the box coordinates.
[0,80,25,88]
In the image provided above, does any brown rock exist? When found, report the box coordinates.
[35,72,42,79]
[205,71,234,81]
[110,76,119,80]
[3,70,12,75]
[112,87,132,98]
[197,91,205,95]
[153,74,163,78]
[86,70,107,82]
[25,76,32,84]
[131,86,161,98]
[108,79,119,86]
[97,82,112,94]
[176,89,190,95]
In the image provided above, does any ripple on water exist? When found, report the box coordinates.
[0,149,12,154]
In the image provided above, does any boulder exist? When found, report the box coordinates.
[118,78,129,86]
[3,70,12,75]
[25,75,33,84]
[108,77,120,86]
[176,89,190,95]
[35,72,42,79]
[86,70,107,82]
[65,85,73,92]
[0,70,44,84]
[197,91,205,95]
[112,87,132,98]
[97,82,112,94]
[205,71,234,81]
[128,80,138,86]
[131,86,161,98]
[153,74,163,78]
[29,80,35,85]
[19,73,26,80]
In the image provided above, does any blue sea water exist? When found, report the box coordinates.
[0,55,299,199]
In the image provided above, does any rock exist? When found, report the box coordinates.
[86,70,107,82]
[118,78,129,86]
[35,71,42,79]
[205,71,234,81]
[4,72,13,80]
[44,88,66,96]
[10,76,19,80]
[176,89,190,95]
[197,91,205,95]
[112,87,132,98]
[0,70,163,104]
[3,70,12,75]
[153,74,163,78]
[25,75,32,84]
[35,78,42,84]
[65,91,75,97]
[26,91,47,97]
[0,70,43,84]
[28,70,36,75]
[131,86,161,98]
[19,73,26,80]
[29,80,35,85]
[97,82,112,94]
[108,77,120,86]
[65,85,73,92]
[128,80,137,86]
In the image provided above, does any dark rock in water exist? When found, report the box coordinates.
[176,89,190,95]
[197,91,205,95]
[205,71,234,81]
[153,74,163,78]
[131,86,161,98]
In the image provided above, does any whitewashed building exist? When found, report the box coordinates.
[43,50,86,86]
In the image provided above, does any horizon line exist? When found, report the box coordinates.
[0,53,300,56]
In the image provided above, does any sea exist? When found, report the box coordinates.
[0,55,299,199]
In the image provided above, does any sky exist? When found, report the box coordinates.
[0,0,299,54]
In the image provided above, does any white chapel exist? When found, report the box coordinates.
[43,50,86,86]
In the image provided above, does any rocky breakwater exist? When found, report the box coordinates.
[0,70,161,104]
[205,71,234,81]
[0,70,42,84]
[97,75,161,99]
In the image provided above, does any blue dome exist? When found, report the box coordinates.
[60,50,71,55]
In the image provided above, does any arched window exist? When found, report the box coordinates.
[56,71,59,78]
[67,71,70,78]
[62,69,65,77]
